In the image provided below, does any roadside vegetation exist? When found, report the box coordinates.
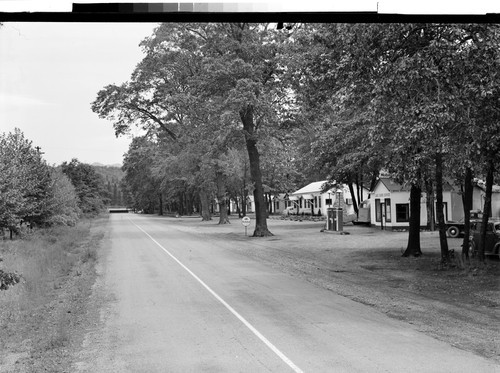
[0,128,113,370]
[0,215,108,372]
[0,128,113,238]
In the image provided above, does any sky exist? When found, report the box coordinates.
[1,1,499,166]
[0,22,157,166]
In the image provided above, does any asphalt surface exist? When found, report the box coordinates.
[75,214,499,372]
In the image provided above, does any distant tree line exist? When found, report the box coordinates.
[93,165,125,207]
[0,129,110,239]
[93,23,500,263]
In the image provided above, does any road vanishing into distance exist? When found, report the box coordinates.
[75,214,499,373]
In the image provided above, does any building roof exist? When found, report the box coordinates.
[377,177,470,193]
[292,181,329,195]
[376,178,410,192]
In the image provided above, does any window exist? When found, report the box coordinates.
[396,204,410,222]
[319,197,322,208]
[325,198,331,206]
[375,199,381,222]
[314,196,318,208]
[346,198,352,205]
[384,198,391,222]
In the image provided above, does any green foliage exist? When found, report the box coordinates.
[93,23,298,232]
[0,129,83,231]
[60,159,107,216]
[0,269,21,290]
[96,23,498,241]
[0,128,52,230]
[291,24,500,257]
[43,169,81,226]
[294,23,500,188]
[122,137,163,213]
[93,165,125,206]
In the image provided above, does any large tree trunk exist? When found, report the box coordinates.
[186,191,194,216]
[348,182,358,215]
[461,167,473,259]
[356,173,362,207]
[369,170,379,195]
[199,190,212,221]
[240,105,273,236]
[158,193,163,216]
[242,160,248,216]
[425,179,435,231]
[236,197,242,218]
[402,183,422,257]
[479,159,494,262]
[241,188,247,216]
[216,171,230,225]
[435,153,449,264]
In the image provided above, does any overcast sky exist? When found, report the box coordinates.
[1,1,499,167]
[0,22,157,166]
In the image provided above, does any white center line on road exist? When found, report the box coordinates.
[129,219,304,373]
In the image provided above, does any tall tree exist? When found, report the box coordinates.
[93,23,294,236]
[43,168,81,226]
[0,129,52,235]
[121,137,164,214]
[61,159,107,215]
[294,24,482,258]
[460,25,500,261]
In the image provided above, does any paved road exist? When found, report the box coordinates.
[75,214,499,372]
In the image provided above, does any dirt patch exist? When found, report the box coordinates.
[0,216,108,373]
[170,214,500,363]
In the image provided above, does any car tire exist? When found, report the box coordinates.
[494,243,500,257]
[447,225,460,238]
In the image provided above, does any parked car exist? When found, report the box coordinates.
[446,220,465,238]
[469,219,500,257]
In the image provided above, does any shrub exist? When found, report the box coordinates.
[0,269,21,290]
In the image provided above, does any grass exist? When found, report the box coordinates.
[0,215,107,360]
[1,227,82,305]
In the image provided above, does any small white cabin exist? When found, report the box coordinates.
[288,181,365,217]
[370,177,500,230]
[370,178,427,230]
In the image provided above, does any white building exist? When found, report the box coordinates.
[288,181,366,216]
[370,178,426,229]
[370,177,500,230]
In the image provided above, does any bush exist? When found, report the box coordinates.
[0,269,21,290]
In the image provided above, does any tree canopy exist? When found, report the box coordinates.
[0,129,93,237]
[94,23,499,258]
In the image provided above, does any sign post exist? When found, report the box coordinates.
[241,216,251,236]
